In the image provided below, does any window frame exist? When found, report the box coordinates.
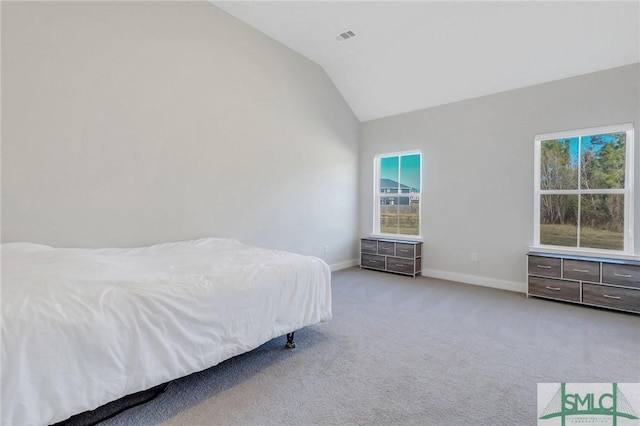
[373,150,423,239]
[533,123,635,256]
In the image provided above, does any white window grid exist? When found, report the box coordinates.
[373,150,423,238]
[533,123,634,254]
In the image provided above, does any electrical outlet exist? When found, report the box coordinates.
[323,245,329,254]
[471,252,478,262]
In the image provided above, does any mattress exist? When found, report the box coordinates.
[1,238,332,425]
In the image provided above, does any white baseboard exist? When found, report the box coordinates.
[422,268,526,293]
[329,259,359,272]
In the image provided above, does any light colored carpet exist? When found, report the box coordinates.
[99,267,639,425]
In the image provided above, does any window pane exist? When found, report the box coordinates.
[580,132,626,190]
[380,198,399,234]
[400,200,420,235]
[380,197,419,235]
[400,154,421,193]
[380,156,399,193]
[540,138,578,190]
[539,194,578,246]
[580,194,624,250]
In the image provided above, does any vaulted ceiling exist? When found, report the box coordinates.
[213,1,639,122]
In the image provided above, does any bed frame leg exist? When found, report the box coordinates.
[285,332,296,349]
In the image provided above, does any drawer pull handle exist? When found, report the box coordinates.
[613,273,632,278]
[545,286,561,291]
[395,264,405,267]
[537,265,552,269]
[603,294,621,300]
[573,268,590,273]
[399,249,409,252]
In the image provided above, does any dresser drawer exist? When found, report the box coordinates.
[528,256,561,278]
[563,259,600,282]
[395,243,415,258]
[386,257,416,275]
[361,254,386,270]
[528,276,580,302]
[582,283,640,313]
[602,264,640,289]
[361,239,378,254]
[378,242,395,255]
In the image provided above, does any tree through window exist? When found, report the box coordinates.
[535,124,634,252]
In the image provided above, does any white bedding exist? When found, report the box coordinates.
[1,238,332,426]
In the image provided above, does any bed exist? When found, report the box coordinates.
[1,237,332,426]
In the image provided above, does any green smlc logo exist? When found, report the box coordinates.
[540,383,639,425]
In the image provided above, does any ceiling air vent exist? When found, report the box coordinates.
[336,30,356,42]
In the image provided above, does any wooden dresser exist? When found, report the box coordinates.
[360,238,422,278]
[527,252,640,314]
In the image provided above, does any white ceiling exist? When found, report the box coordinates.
[213,1,640,122]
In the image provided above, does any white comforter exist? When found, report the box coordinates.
[1,238,331,426]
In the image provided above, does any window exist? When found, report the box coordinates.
[374,151,422,236]
[534,124,634,253]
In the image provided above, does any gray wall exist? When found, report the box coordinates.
[4,2,638,283]
[361,64,640,291]
[1,1,360,268]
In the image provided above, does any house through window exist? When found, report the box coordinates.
[374,151,422,236]
[534,123,634,253]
